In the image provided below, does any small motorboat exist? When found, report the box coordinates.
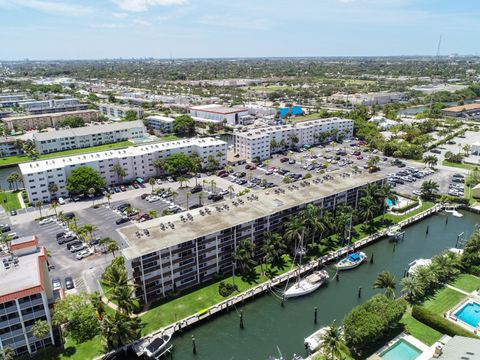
[407,258,432,276]
[304,326,329,352]
[445,209,463,218]
[143,334,171,359]
[335,252,367,270]
[387,225,401,237]
[284,270,329,298]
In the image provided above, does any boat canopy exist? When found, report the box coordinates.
[348,253,360,261]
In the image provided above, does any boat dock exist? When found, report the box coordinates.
[100,203,446,359]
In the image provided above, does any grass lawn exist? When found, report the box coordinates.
[442,160,476,170]
[158,135,180,142]
[290,113,326,122]
[27,336,104,360]
[140,257,293,335]
[384,201,435,223]
[449,274,480,293]
[0,190,22,211]
[0,141,133,167]
[423,287,467,314]
[401,312,442,346]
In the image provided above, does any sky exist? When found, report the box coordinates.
[0,0,479,60]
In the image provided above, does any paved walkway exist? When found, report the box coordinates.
[17,192,26,209]
[445,284,470,295]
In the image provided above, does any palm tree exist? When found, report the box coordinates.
[420,180,439,200]
[320,320,344,360]
[153,159,164,177]
[148,177,156,193]
[6,172,21,191]
[0,347,14,360]
[88,187,96,206]
[101,312,141,350]
[171,190,178,205]
[284,216,306,253]
[148,209,158,218]
[31,319,50,353]
[113,162,126,183]
[358,195,378,226]
[379,184,398,221]
[233,238,257,277]
[35,201,43,218]
[185,192,190,210]
[177,176,188,188]
[400,276,425,304]
[227,185,235,199]
[0,233,12,248]
[107,240,119,258]
[112,284,138,315]
[197,191,204,206]
[302,204,325,245]
[102,258,129,289]
[423,155,438,169]
[373,271,396,299]
[48,181,58,197]
[82,223,98,244]
[50,202,58,218]
[210,179,216,193]
[261,232,287,270]
[105,192,112,207]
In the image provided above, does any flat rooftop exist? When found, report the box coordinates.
[33,120,145,141]
[190,104,247,114]
[2,109,98,122]
[147,115,175,123]
[19,137,226,174]
[119,171,385,259]
[0,247,46,301]
[442,103,480,113]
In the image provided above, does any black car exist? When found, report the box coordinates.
[0,224,11,233]
[210,194,224,202]
[190,185,203,194]
[90,238,100,246]
[10,209,17,216]
[116,217,130,225]
[189,204,203,209]
[56,232,66,239]
[66,240,83,250]
[64,212,75,219]
[116,203,131,211]
[140,193,149,199]
[58,235,76,244]
[64,276,75,290]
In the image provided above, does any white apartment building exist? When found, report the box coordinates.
[20,137,227,203]
[20,98,80,111]
[146,116,174,133]
[234,118,354,161]
[99,104,144,121]
[0,236,55,357]
[189,105,250,126]
[32,120,146,154]
[329,92,406,106]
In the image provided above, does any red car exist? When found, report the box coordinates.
[357,155,363,160]
[280,157,289,163]
[219,172,229,178]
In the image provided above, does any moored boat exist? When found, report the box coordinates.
[335,252,367,270]
[387,225,401,237]
[284,270,329,298]
[133,333,172,359]
[304,326,329,352]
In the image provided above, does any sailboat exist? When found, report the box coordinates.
[335,251,367,270]
[284,231,329,299]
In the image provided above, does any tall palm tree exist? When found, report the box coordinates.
[302,204,325,244]
[359,195,378,225]
[148,209,158,218]
[197,191,204,206]
[148,177,156,193]
[261,232,287,269]
[373,271,396,299]
[113,162,126,183]
[107,240,119,258]
[112,284,138,315]
[48,181,58,197]
[101,312,141,351]
[185,192,190,210]
[420,180,439,200]
[88,187,96,206]
[233,238,257,277]
[171,190,178,205]
[362,182,380,201]
[82,224,98,243]
[35,201,43,218]
[379,184,398,221]
[227,185,235,199]
[320,320,344,360]
[102,259,129,289]
[0,347,14,360]
[105,192,112,207]
[50,202,58,218]
[284,216,306,252]
[400,276,425,304]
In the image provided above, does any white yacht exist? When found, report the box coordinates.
[335,252,367,270]
[284,270,329,298]
[304,326,329,352]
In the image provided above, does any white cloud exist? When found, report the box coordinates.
[112,0,187,12]
[132,18,151,26]
[0,0,92,16]
[113,12,128,18]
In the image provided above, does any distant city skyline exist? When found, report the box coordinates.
[0,0,479,60]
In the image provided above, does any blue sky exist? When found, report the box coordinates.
[0,0,479,60]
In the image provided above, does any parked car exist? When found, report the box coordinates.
[58,235,76,245]
[64,212,75,219]
[190,185,203,194]
[76,249,92,260]
[7,232,18,239]
[114,187,121,193]
[67,240,83,251]
[288,159,296,164]
[0,224,11,233]
[280,157,289,163]
[65,277,75,290]
[10,209,17,216]
[70,243,86,253]
[52,278,62,291]
[189,203,203,209]
[116,217,130,225]
[39,217,54,225]
[120,185,127,192]
[141,193,150,199]
[58,197,66,205]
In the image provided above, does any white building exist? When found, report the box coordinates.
[19,98,88,115]
[471,141,480,156]
[20,137,227,203]
[189,105,250,126]
[32,121,146,154]
[146,115,175,133]
[368,116,398,130]
[0,137,22,157]
[329,92,406,106]
[99,104,144,121]
[0,236,55,357]
[234,118,354,161]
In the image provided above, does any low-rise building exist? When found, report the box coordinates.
[2,110,99,130]
[189,105,250,126]
[329,92,406,106]
[118,172,386,304]
[441,103,480,118]
[233,118,354,161]
[99,104,143,121]
[32,120,146,154]
[0,236,55,357]
[146,116,175,133]
[0,94,34,108]
[20,137,227,203]
[0,137,22,157]
[20,98,88,115]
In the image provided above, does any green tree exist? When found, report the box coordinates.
[101,312,141,351]
[60,116,85,128]
[88,187,96,206]
[35,201,43,218]
[319,321,345,360]
[50,202,58,218]
[0,347,14,360]
[233,238,257,278]
[461,229,480,274]
[107,240,119,257]
[48,181,58,196]
[31,319,50,352]
[284,216,306,251]
[373,271,396,299]
[53,293,100,342]
[261,232,287,269]
[172,114,195,136]
[302,203,325,244]
[379,184,397,221]
[123,110,138,122]
[420,180,439,200]
[113,162,126,183]
[148,177,156,193]
[7,172,22,191]
[66,166,106,195]
[400,276,426,304]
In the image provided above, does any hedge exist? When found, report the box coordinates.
[391,201,419,213]
[411,306,479,339]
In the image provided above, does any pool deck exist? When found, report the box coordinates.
[368,333,430,360]
[446,290,480,333]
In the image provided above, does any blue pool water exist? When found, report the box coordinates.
[455,302,480,328]
[381,339,422,360]
[387,198,399,206]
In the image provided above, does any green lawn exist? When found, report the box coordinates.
[449,274,480,293]
[27,336,104,360]
[423,287,467,314]
[0,190,22,211]
[384,201,435,223]
[401,312,442,346]
[442,160,476,170]
[158,135,180,142]
[140,258,293,335]
[0,141,133,167]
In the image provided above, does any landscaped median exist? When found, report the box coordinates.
[0,190,22,211]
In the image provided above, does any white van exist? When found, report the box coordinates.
[58,197,66,205]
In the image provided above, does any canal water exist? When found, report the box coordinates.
[0,166,20,190]
[168,210,480,360]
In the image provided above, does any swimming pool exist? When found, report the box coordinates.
[455,301,480,328]
[386,198,398,207]
[380,339,422,360]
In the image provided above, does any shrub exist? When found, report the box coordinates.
[391,201,418,213]
[411,306,478,339]
[218,281,238,297]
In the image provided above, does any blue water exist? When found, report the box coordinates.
[386,198,400,206]
[381,339,422,360]
[455,302,480,328]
